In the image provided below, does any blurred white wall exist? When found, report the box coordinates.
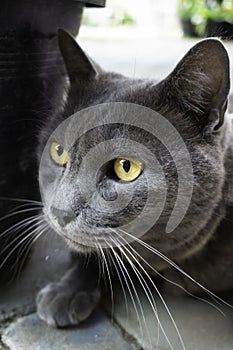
[81,0,181,39]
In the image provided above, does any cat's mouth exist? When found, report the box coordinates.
[45,211,110,251]
[45,203,143,251]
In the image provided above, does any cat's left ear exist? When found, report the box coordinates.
[57,28,98,83]
[163,38,230,130]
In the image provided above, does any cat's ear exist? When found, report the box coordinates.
[163,39,230,130]
[57,28,98,83]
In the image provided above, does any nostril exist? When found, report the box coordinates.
[51,207,76,227]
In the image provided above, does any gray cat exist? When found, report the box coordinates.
[36,29,233,328]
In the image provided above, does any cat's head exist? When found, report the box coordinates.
[39,30,230,260]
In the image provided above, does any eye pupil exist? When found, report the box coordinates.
[123,160,130,173]
[55,144,64,157]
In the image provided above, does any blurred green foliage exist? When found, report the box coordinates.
[178,0,233,36]
[82,7,135,27]
[204,0,233,22]
[178,0,207,35]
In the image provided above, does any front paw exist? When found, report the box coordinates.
[36,282,100,327]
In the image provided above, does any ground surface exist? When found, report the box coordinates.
[1,33,233,350]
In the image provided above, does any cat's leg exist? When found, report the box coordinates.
[36,252,100,327]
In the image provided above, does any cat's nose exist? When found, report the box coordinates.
[51,207,76,227]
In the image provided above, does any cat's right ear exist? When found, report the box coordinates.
[161,38,230,130]
[57,28,97,84]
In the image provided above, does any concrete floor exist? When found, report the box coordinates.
[1,34,233,350]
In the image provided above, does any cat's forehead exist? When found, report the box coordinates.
[68,74,160,114]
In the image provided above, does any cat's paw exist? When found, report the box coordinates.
[36,282,100,327]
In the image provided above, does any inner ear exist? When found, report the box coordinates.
[162,39,230,129]
[57,28,97,83]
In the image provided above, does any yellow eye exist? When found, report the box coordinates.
[50,142,69,166]
[114,158,143,182]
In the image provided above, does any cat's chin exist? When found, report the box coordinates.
[64,235,97,254]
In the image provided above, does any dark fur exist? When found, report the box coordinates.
[0,28,66,282]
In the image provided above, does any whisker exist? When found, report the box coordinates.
[0,197,43,206]
[0,217,45,256]
[116,231,225,316]
[13,221,48,269]
[11,222,48,282]
[0,214,44,238]
[93,247,105,284]
[98,242,115,321]
[9,235,36,283]
[110,233,175,350]
[108,242,148,345]
[14,225,48,279]
[0,207,42,224]
[117,228,233,310]
[107,248,129,326]
[114,246,156,350]
[0,223,45,271]
[7,202,42,215]
[115,233,185,350]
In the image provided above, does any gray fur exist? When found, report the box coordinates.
[36,29,233,328]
